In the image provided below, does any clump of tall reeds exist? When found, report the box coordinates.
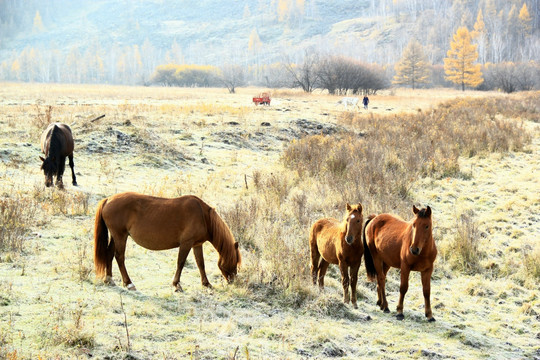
[0,195,38,252]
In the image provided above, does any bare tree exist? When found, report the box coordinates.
[317,56,389,95]
[483,61,540,93]
[282,49,320,93]
[220,64,245,94]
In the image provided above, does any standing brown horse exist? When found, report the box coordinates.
[363,205,437,321]
[94,192,241,291]
[309,203,364,308]
[40,123,77,189]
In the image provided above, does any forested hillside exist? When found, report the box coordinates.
[0,0,538,85]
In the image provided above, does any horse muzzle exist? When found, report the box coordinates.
[345,235,354,245]
[410,246,421,256]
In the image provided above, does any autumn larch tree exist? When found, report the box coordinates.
[471,9,487,64]
[444,26,483,91]
[393,39,431,89]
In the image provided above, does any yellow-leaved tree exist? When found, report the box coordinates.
[393,39,431,89]
[518,3,532,36]
[444,27,483,91]
[33,10,44,32]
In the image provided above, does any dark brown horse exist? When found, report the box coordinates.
[94,192,241,291]
[309,203,364,308]
[40,123,77,189]
[363,205,437,321]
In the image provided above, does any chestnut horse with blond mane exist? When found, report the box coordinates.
[94,192,241,291]
[363,205,436,321]
[309,203,364,308]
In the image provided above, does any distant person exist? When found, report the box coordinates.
[363,95,369,110]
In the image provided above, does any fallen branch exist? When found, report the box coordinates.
[90,114,105,122]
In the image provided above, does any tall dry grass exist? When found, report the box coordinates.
[443,210,483,274]
[0,195,38,252]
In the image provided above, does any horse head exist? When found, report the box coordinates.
[218,241,241,284]
[410,205,432,256]
[40,155,57,187]
[344,202,363,245]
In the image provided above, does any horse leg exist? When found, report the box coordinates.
[317,260,330,289]
[56,157,66,189]
[111,234,135,291]
[172,245,193,292]
[105,238,116,286]
[372,257,387,311]
[421,267,435,322]
[396,266,411,320]
[376,263,390,313]
[310,247,321,286]
[193,245,212,288]
[349,262,361,309]
[68,154,77,186]
[339,262,350,305]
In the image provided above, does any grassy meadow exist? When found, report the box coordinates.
[0,83,539,359]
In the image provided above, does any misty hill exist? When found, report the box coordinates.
[3,1,372,64]
[0,0,538,85]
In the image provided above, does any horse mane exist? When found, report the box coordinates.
[339,212,350,235]
[208,207,241,266]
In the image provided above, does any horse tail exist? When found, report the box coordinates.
[363,215,377,282]
[94,197,110,279]
[208,207,241,267]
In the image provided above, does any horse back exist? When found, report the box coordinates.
[41,123,74,156]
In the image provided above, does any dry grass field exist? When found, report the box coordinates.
[0,83,538,360]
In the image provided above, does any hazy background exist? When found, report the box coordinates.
[0,0,538,85]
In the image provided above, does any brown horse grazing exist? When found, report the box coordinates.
[40,123,77,189]
[309,203,364,308]
[363,205,437,321]
[94,192,241,291]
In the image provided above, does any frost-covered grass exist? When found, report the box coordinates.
[0,84,538,359]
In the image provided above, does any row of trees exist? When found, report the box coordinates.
[148,55,389,95]
[391,25,539,92]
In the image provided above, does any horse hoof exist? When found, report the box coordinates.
[383,308,390,313]
[73,182,78,186]
[126,283,137,291]
[353,303,358,309]
[396,314,404,320]
[428,317,436,322]
[174,286,184,293]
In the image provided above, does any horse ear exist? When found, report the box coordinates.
[412,205,419,214]
[234,242,239,249]
[39,156,45,162]
[346,203,352,212]
[425,206,432,217]
[357,203,363,213]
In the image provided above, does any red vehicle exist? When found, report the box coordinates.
[253,92,271,105]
